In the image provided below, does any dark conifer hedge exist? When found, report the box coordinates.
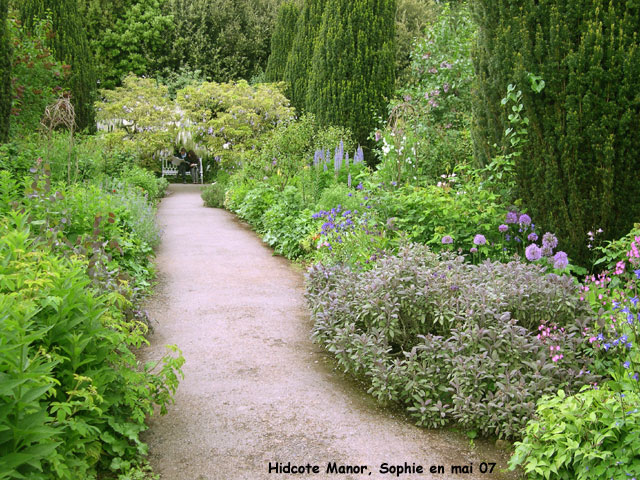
[20,0,96,131]
[306,0,396,149]
[471,0,640,264]
[0,0,11,142]
[265,2,300,83]
[283,0,327,113]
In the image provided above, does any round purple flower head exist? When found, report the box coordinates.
[553,251,569,270]
[505,211,518,224]
[528,232,539,242]
[473,234,487,245]
[541,245,554,257]
[499,224,508,233]
[525,243,542,261]
[442,235,453,244]
[519,214,532,226]
[470,247,478,253]
[542,232,558,249]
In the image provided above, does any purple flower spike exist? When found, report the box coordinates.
[499,224,508,233]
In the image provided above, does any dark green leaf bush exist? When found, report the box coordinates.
[6,14,66,139]
[306,243,598,438]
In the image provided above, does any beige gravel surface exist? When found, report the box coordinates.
[141,184,519,480]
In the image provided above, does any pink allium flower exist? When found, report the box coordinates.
[473,234,487,245]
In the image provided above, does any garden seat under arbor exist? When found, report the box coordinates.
[161,156,203,184]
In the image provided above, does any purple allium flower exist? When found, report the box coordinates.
[470,247,478,253]
[505,211,518,224]
[528,232,539,242]
[499,224,508,233]
[541,245,554,257]
[542,232,558,249]
[525,244,542,261]
[473,234,487,245]
[519,214,532,226]
[442,235,453,244]
[553,251,569,270]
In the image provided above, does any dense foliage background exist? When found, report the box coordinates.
[471,0,640,265]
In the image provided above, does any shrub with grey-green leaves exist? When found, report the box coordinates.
[306,243,599,438]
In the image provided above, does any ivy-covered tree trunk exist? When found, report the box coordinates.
[283,0,327,113]
[0,0,11,142]
[306,0,396,150]
[20,0,96,131]
[471,0,640,265]
[265,1,299,83]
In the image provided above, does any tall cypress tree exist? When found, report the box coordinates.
[283,0,327,113]
[265,1,300,83]
[0,0,11,142]
[471,0,640,265]
[20,0,96,131]
[306,0,396,148]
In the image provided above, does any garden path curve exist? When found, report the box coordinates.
[141,184,517,480]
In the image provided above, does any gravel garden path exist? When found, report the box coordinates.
[141,184,517,480]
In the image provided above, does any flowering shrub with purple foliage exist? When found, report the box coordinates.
[306,243,597,438]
